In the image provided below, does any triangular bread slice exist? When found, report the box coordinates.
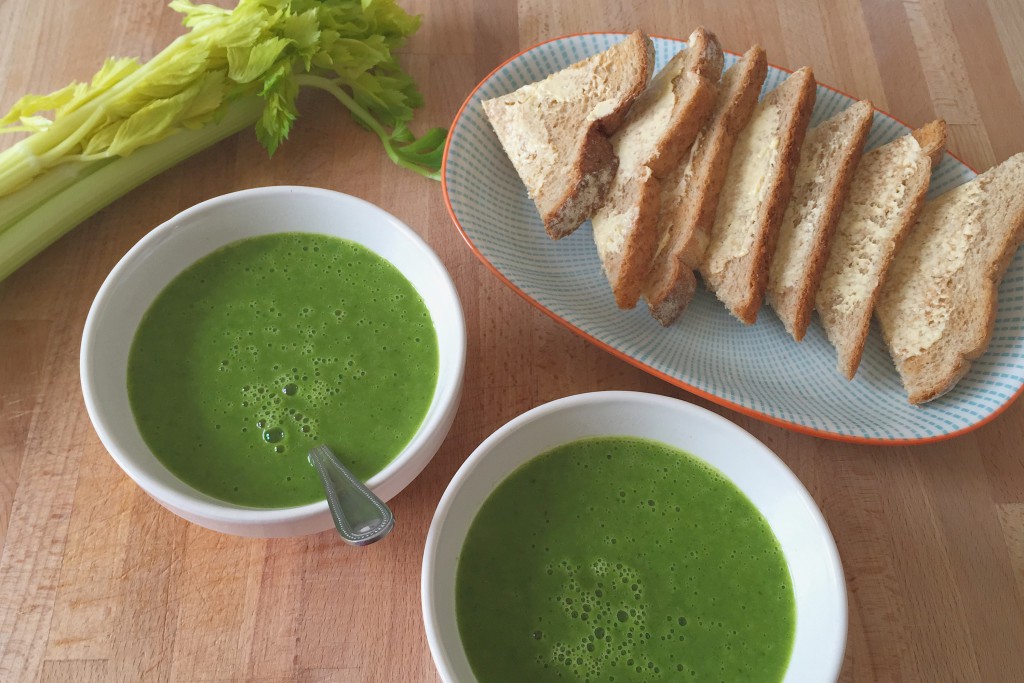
[877,153,1024,403]
[699,67,817,324]
[815,120,947,379]
[482,31,654,240]
[644,45,768,326]
[590,28,723,309]
[767,100,874,341]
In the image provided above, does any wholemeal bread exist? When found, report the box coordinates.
[644,45,768,325]
[876,153,1024,403]
[699,66,817,324]
[591,28,723,309]
[482,31,654,239]
[767,99,874,341]
[815,120,947,379]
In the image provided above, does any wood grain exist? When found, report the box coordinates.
[2,0,1024,681]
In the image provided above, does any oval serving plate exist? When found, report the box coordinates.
[442,32,1024,444]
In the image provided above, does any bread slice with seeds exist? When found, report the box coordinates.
[643,45,768,326]
[767,99,874,341]
[815,120,947,379]
[482,31,654,240]
[590,28,723,309]
[876,153,1024,403]
[699,67,817,324]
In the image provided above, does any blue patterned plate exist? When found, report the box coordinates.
[442,33,1024,443]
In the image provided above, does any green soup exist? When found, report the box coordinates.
[127,232,439,508]
[455,437,795,682]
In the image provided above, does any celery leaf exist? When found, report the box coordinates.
[0,0,447,280]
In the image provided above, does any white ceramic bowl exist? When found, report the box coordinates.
[81,186,466,537]
[422,391,846,682]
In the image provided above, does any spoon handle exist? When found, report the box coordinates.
[308,444,395,546]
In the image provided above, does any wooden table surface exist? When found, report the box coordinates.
[3,0,1024,681]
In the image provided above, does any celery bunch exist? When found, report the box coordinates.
[0,0,444,281]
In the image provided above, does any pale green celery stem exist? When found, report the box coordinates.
[0,158,114,234]
[294,74,439,181]
[0,19,224,195]
[0,97,262,282]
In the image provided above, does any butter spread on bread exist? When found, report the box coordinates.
[644,45,768,326]
[591,28,723,309]
[815,120,947,379]
[700,67,817,324]
[768,99,874,341]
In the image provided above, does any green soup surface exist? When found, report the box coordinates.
[455,436,795,682]
[127,232,438,508]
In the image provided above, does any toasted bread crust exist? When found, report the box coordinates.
[878,152,1024,403]
[701,66,817,324]
[838,124,946,379]
[609,75,719,308]
[912,119,948,167]
[483,31,654,241]
[645,45,768,325]
[816,120,947,379]
[593,31,656,135]
[551,31,654,239]
[546,130,618,239]
[645,28,725,178]
[738,67,817,323]
[768,99,874,341]
[903,210,1024,402]
[592,28,723,309]
[601,168,662,305]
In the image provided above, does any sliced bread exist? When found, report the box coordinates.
[482,31,654,240]
[699,67,817,324]
[590,28,723,309]
[876,153,1024,403]
[767,99,874,341]
[644,45,768,326]
[815,120,947,379]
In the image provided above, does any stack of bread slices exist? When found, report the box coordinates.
[482,29,1024,404]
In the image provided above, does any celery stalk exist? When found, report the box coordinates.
[0,22,225,195]
[0,159,114,234]
[0,97,262,281]
[0,0,445,281]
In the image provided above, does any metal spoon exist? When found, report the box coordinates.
[307,444,395,546]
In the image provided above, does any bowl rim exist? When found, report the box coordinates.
[80,185,466,525]
[421,390,848,682]
[440,30,1022,446]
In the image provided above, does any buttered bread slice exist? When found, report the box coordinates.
[591,28,723,309]
[644,45,768,326]
[483,31,654,240]
[700,67,817,324]
[767,99,874,341]
[815,120,947,379]
[877,153,1024,403]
